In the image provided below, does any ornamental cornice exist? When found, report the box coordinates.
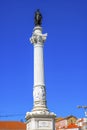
[26,111,56,120]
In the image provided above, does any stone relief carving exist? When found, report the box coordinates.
[34,101,46,107]
[33,86,46,101]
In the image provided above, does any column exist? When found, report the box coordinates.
[30,26,48,111]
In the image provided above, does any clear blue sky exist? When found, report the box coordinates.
[0,0,87,121]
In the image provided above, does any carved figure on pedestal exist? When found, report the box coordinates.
[33,86,46,101]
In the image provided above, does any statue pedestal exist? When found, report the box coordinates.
[26,111,56,130]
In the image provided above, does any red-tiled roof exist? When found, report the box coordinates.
[67,123,78,128]
[0,121,26,129]
[55,115,77,122]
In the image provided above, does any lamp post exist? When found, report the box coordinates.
[77,106,87,117]
[77,106,87,130]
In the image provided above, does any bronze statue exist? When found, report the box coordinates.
[34,9,42,26]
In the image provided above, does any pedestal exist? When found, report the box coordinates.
[26,111,56,130]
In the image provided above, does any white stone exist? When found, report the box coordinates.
[26,26,56,130]
[26,118,55,130]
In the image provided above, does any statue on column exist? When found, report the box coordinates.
[34,9,42,26]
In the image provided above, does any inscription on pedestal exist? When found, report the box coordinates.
[38,121,52,128]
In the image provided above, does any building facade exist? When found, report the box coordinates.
[55,115,78,130]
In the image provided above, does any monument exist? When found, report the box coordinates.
[25,9,56,130]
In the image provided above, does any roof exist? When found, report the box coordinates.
[77,118,83,122]
[67,123,78,128]
[0,121,26,129]
[55,115,77,122]
[55,117,64,122]
[65,115,77,119]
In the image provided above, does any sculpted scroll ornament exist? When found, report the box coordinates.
[30,33,47,44]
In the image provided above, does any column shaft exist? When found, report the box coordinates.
[34,44,45,86]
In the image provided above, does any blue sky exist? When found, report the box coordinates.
[0,0,87,121]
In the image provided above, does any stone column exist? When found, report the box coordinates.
[30,26,48,111]
[25,25,56,130]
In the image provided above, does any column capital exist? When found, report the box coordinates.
[30,26,47,45]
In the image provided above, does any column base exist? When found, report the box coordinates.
[26,111,56,130]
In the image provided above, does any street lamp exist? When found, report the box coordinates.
[77,106,87,130]
[77,105,87,117]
